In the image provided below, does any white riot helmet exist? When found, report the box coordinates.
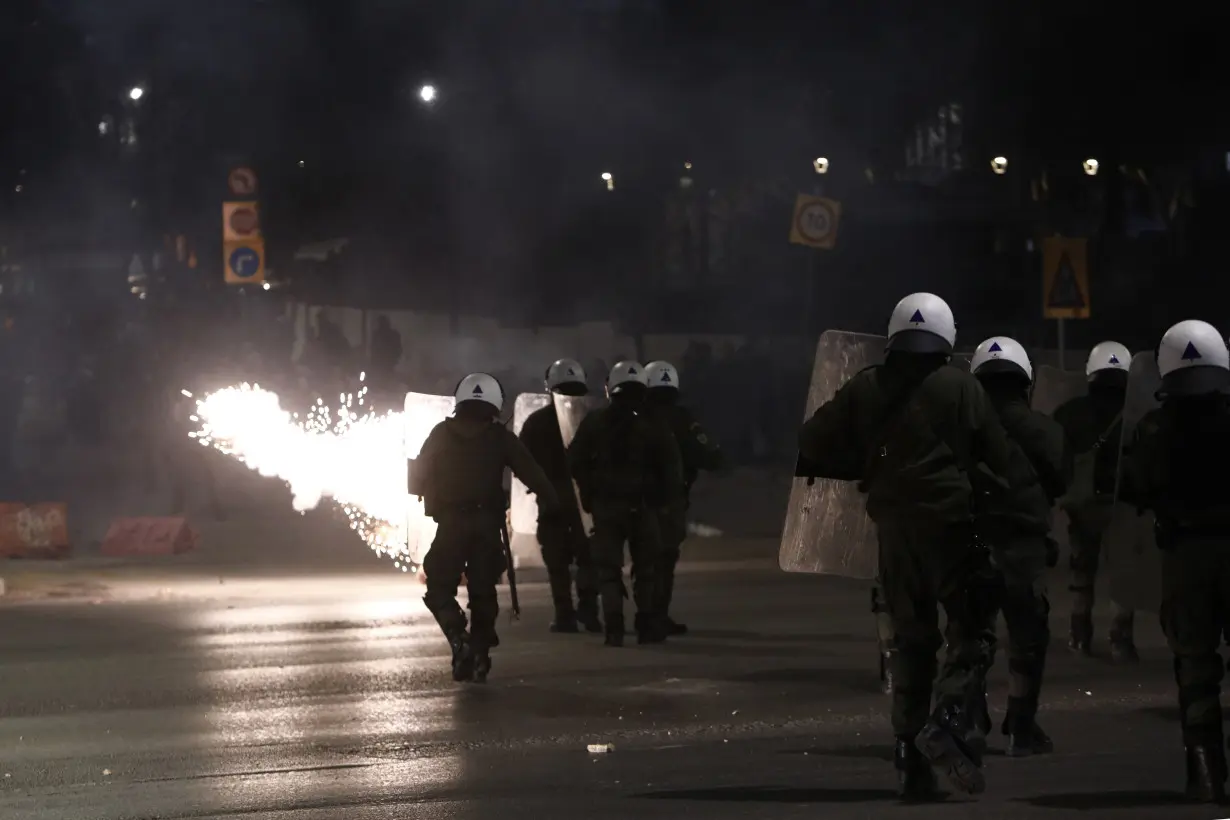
[607,360,648,396]
[1157,320,1230,396]
[886,292,957,354]
[454,372,504,412]
[644,360,680,391]
[970,336,1033,382]
[545,358,587,395]
[1085,341,1132,379]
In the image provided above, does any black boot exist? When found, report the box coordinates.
[1068,612,1093,656]
[472,643,492,684]
[447,632,474,682]
[1108,617,1139,663]
[550,609,580,634]
[880,650,897,695]
[1186,745,1227,803]
[1002,697,1054,757]
[604,613,625,647]
[915,701,986,796]
[576,596,603,634]
[895,736,940,801]
[636,612,668,645]
[665,616,689,636]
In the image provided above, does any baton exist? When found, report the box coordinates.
[499,520,520,620]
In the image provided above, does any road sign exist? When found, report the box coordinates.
[789,194,841,249]
[223,239,265,285]
[228,167,258,198]
[223,202,261,242]
[1042,237,1090,319]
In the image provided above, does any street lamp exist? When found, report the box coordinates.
[128,86,145,102]
[601,171,614,191]
[813,157,829,174]
[991,156,1008,175]
[1083,158,1099,176]
[419,84,437,103]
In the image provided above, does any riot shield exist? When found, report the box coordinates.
[779,330,884,578]
[1031,365,1087,416]
[509,393,552,567]
[403,391,456,567]
[552,393,594,536]
[1028,365,1090,565]
[1105,353,1163,612]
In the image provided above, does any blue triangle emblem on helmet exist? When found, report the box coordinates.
[988,342,1002,353]
[1109,354,1120,364]
[1182,342,1202,361]
[661,372,672,383]
[472,385,484,395]
[909,309,925,323]
[628,367,638,375]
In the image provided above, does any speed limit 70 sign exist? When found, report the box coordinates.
[789,194,842,249]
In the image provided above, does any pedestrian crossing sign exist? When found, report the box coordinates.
[1042,237,1090,319]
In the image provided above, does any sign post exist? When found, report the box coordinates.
[223,166,263,286]
[1042,236,1090,369]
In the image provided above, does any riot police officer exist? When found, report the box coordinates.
[797,292,1023,799]
[411,373,560,683]
[519,359,602,634]
[1121,320,1230,802]
[569,361,685,647]
[1053,341,1136,660]
[969,336,1068,757]
[642,360,724,634]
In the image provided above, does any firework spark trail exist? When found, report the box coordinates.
[187,378,449,572]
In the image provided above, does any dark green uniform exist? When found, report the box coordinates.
[519,404,600,630]
[1121,395,1230,796]
[1053,391,1133,652]
[798,359,1023,779]
[975,388,1067,751]
[414,415,559,679]
[641,398,723,626]
[569,403,685,644]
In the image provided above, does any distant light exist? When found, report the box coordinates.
[262,282,271,291]
[601,171,614,191]
[813,157,829,174]
[991,156,1008,175]
[1083,158,1099,176]
[419,84,437,103]
[298,160,305,168]
[98,120,109,136]
[128,86,144,102]
[14,185,22,193]
[684,161,692,170]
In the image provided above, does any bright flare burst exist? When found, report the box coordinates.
[188,380,450,572]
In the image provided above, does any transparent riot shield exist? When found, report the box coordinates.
[509,393,552,567]
[1031,365,1088,416]
[1105,353,1163,612]
[779,330,885,578]
[552,392,594,536]
[403,391,456,568]
[1030,364,1091,564]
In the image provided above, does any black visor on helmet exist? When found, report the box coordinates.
[887,329,953,354]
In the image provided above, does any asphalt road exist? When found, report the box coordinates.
[0,542,1220,820]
